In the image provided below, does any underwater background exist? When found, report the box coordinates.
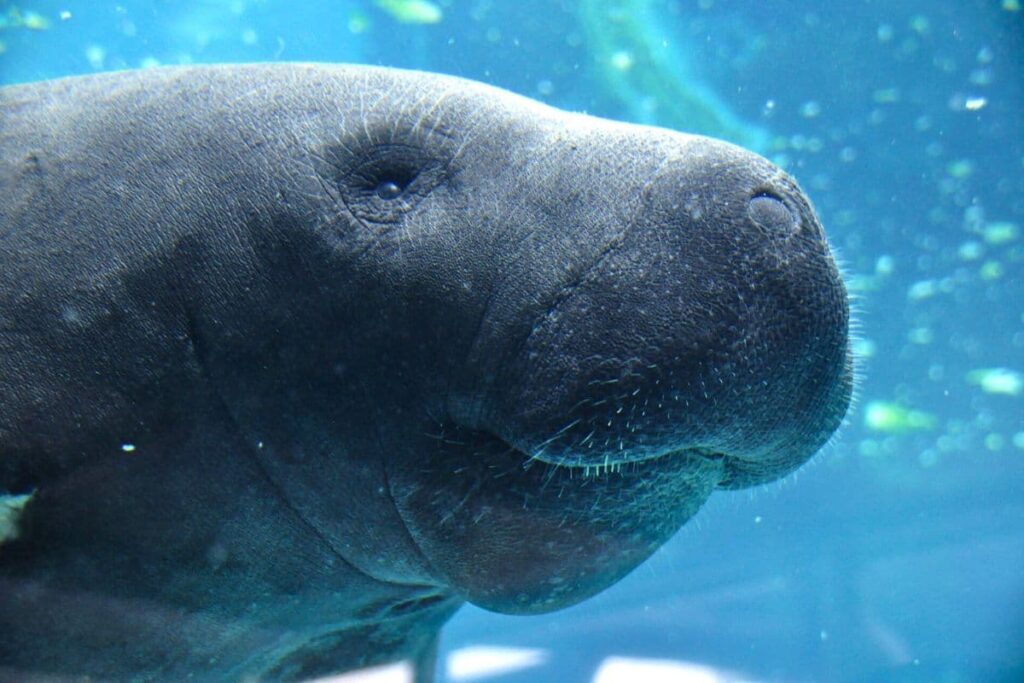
[1,1,1021,681]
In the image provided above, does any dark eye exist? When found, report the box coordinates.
[364,159,420,200]
[317,141,448,225]
[375,181,404,200]
[353,152,423,203]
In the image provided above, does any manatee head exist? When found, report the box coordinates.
[185,66,851,617]
[289,71,853,615]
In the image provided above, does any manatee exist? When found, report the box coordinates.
[0,64,852,682]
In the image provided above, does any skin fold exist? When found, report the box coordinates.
[0,64,852,681]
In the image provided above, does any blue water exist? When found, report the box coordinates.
[2,1,1022,681]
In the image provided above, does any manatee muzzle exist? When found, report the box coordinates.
[479,185,853,489]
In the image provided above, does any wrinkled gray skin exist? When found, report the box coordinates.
[0,64,852,681]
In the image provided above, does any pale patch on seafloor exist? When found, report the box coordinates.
[446,646,549,681]
[593,656,759,683]
[306,660,413,683]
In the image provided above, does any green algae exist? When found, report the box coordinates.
[864,400,938,434]
[966,368,1023,396]
[578,0,769,152]
[374,0,443,25]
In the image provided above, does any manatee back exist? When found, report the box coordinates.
[2,72,212,490]
[0,67,324,491]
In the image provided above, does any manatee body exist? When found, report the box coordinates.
[0,64,852,681]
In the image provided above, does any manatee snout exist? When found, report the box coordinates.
[478,137,852,489]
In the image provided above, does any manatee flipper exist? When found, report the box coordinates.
[414,633,440,683]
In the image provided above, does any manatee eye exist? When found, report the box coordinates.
[320,141,448,224]
[375,180,404,200]
[357,157,420,202]
[748,193,798,236]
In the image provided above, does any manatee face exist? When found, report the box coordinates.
[281,73,852,615]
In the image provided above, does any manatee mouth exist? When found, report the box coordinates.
[462,422,735,482]
[521,441,785,489]
[517,436,730,475]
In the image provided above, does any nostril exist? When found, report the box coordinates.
[748,193,798,236]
